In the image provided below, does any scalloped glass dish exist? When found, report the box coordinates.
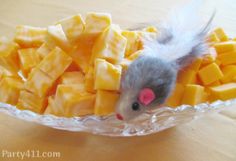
[0,99,233,137]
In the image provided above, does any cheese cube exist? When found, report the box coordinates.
[91,25,127,64]
[84,66,95,93]
[17,90,47,113]
[94,90,120,116]
[207,80,221,87]
[0,37,19,74]
[208,32,220,43]
[94,59,122,91]
[36,43,52,59]
[122,31,139,57]
[181,84,205,106]
[213,28,228,42]
[198,63,223,85]
[209,83,236,101]
[0,77,23,105]
[220,65,236,83]
[201,54,216,68]
[120,58,132,71]
[45,96,63,116]
[14,25,46,48]
[177,69,196,84]
[18,48,41,77]
[47,24,71,52]
[127,50,144,61]
[59,71,85,84]
[37,47,72,80]
[217,51,236,65]
[56,14,85,43]
[24,68,54,97]
[166,83,185,107]
[214,41,236,54]
[188,58,202,71]
[69,35,97,72]
[84,12,111,34]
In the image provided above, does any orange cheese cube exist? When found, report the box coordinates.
[207,80,221,87]
[177,69,196,84]
[214,41,236,54]
[84,12,111,34]
[84,66,95,93]
[217,51,236,65]
[91,25,127,64]
[0,37,19,74]
[59,71,85,84]
[14,25,46,48]
[17,90,47,113]
[36,43,52,59]
[0,77,23,105]
[181,84,205,106]
[201,54,216,68]
[209,83,236,101]
[94,59,122,91]
[188,58,203,71]
[37,47,72,80]
[127,50,144,61]
[220,65,236,83]
[18,48,41,77]
[46,24,71,52]
[213,28,228,42]
[56,14,85,43]
[122,31,139,57]
[24,68,54,97]
[166,83,185,107]
[198,63,223,85]
[94,90,120,116]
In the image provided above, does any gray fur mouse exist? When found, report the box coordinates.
[115,0,215,121]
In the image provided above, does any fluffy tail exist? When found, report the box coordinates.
[144,0,215,69]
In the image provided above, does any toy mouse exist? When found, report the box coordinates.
[115,0,215,121]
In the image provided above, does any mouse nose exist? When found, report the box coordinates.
[116,113,123,120]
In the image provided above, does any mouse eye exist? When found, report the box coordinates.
[132,102,140,111]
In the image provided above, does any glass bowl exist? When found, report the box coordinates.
[0,99,233,137]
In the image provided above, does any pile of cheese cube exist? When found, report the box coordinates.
[0,13,157,117]
[166,28,236,107]
[0,13,236,117]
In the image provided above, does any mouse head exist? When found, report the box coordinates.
[115,55,177,121]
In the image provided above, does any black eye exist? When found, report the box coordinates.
[132,102,140,111]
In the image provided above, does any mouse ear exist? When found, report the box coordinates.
[138,88,155,106]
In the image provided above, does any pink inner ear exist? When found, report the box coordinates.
[138,88,155,106]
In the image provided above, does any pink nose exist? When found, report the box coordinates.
[116,113,123,120]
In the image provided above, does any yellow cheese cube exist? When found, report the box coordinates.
[177,69,196,84]
[201,54,216,68]
[127,50,144,61]
[69,35,97,72]
[37,47,72,80]
[94,59,122,91]
[0,66,14,77]
[45,96,63,116]
[91,25,127,64]
[122,31,139,57]
[0,37,19,74]
[24,68,54,97]
[208,32,220,43]
[213,28,228,42]
[18,48,41,77]
[165,83,185,107]
[181,84,205,106]
[36,43,52,59]
[59,71,85,84]
[55,84,94,117]
[56,14,85,43]
[94,90,120,116]
[207,80,221,87]
[198,63,223,85]
[17,90,47,113]
[14,25,46,48]
[120,58,132,71]
[46,24,71,52]
[214,41,236,54]
[209,83,236,101]
[84,66,95,93]
[188,58,202,71]
[217,51,236,66]
[0,77,23,105]
[84,12,111,34]
[220,65,236,83]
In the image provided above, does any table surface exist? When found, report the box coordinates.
[0,0,236,161]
